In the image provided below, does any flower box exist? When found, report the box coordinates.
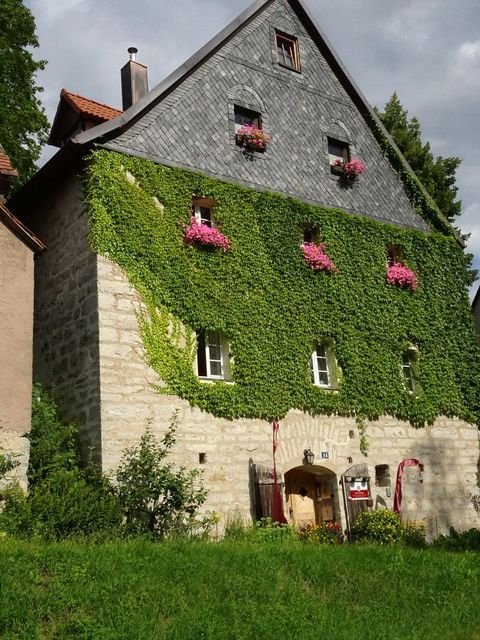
[333,157,365,180]
[386,262,417,290]
[235,124,271,152]
[302,242,336,272]
[183,218,231,252]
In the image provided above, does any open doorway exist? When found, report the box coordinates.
[285,466,340,528]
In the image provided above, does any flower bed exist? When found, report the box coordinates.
[235,124,271,152]
[386,262,417,290]
[333,157,365,180]
[183,218,231,251]
[302,242,336,272]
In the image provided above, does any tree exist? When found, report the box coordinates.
[376,93,462,222]
[0,0,49,186]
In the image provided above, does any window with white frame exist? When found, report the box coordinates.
[310,343,335,387]
[196,330,231,380]
[401,345,420,394]
[192,197,216,227]
[328,137,350,170]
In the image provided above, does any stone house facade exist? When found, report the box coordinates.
[11,0,480,537]
[0,147,45,488]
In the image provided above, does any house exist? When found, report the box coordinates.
[10,0,480,536]
[0,146,45,488]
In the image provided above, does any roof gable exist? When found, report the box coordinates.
[49,89,122,147]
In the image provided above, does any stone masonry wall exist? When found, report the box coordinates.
[98,257,479,537]
[0,221,35,488]
[27,174,102,460]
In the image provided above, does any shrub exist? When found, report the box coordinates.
[298,522,343,544]
[116,412,208,539]
[351,509,403,544]
[402,520,427,548]
[432,527,480,552]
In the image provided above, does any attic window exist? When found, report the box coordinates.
[234,106,261,133]
[328,138,350,173]
[275,31,300,71]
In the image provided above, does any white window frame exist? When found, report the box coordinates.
[193,204,214,228]
[401,346,419,394]
[327,137,349,168]
[311,343,335,388]
[197,330,231,381]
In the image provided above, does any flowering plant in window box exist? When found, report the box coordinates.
[333,157,365,180]
[386,262,418,290]
[183,218,231,252]
[302,242,336,272]
[235,124,271,152]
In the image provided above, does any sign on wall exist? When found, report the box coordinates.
[348,477,370,501]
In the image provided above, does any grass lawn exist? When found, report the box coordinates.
[0,540,479,639]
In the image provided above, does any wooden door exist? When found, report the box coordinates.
[286,469,317,527]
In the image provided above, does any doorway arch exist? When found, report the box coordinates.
[284,465,340,528]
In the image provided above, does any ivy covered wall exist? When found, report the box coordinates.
[86,150,480,426]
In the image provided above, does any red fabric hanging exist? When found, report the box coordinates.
[393,458,424,514]
[271,420,287,524]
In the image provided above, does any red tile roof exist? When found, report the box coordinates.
[61,89,122,122]
[0,146,18,178]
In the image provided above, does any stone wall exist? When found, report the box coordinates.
[0,221,35,487]
[27,174,102,460]
[98,257,480,537]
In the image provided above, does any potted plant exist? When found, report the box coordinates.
[333,157,365,180]
[386,262,418,290]
[302,241,336,272]
[183,218,231,252]
[235,124,271,152]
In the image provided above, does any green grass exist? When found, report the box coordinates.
[1,540,479,639]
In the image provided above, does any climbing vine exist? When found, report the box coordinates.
[85,149,480,425]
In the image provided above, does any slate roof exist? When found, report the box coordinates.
[60,89,122,122]
[0,145,19,179]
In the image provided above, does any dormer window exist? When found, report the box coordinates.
[196,330,231,380]
[275,31,300,71]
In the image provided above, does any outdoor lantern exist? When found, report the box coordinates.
[303,448,315,466]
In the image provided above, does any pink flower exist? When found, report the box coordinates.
[386,262,418,290]
[302,242,336,272]
[183,218,231,252]
[334,157,365,179]
[235,125,271,152]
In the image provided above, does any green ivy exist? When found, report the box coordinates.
[85,149,480,425]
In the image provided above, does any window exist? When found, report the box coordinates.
[387,245,404,265]
[375,465,391,488]
[192,197,216,227]
[275,31,300,71]
[402,345,420,394]
[234,105,261,133]
[302,225,320,244]
[196,330,231,380]
[310,343,336,388]
[328,138,350,171]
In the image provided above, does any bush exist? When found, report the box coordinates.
[116,412,209,539]
[432,527,480,552]
[298,522,343,544]
[402,520,427,548]
[224,514,297,543]
[351,509,403,544]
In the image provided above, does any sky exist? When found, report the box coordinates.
[25,0,480,298]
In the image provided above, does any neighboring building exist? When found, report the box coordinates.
[10,0,480,536]
[0,146,45,488]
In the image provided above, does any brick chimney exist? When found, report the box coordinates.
[121,47,148,110]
